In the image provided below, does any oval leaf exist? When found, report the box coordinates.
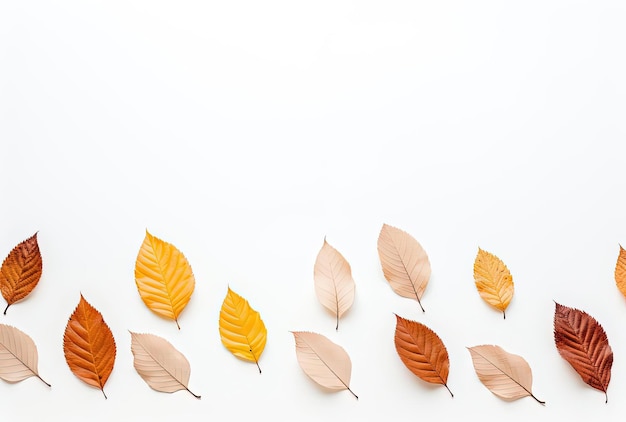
[134,230,195,329]
[394,314,452,396]
[377,224,430,312]
[614,245,626,298]
[553,302,613,402]
[130,332,200,399]
[292,331,357,399]
[467,345,544,404]
[313,238,356,330]
[0,233,43,314]
[0,324,49,386]
[219,287,267,373]
[63,294,116,399]
[473,248,514,319]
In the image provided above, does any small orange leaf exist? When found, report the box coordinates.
[614,245,626,298]
[473,248,514,319]
[0,233,43,314]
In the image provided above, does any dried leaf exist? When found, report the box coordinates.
[0,233,43,314]
[554,302,613,402]
[394,314,452,397]
[219,287,267,373]
[0,324,49,386]
[377,224,430,312]
[130,332,200,398]
[614,245,626,298]
[473,248,514,319]
[313,238,355,330]
[134,230,195,329]
[63,294,116,399]
[467,345,544,404]
[292,331,357,399]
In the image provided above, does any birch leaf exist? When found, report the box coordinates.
[0,324,50,386]
[219,287,267,373]
[614,245,626,298]
[134,230,195,329]
[394,314,453,397]
[554,302,613,402]
[473,248,514,319]
[130,332,200,398]
[0,233,43,314]
[377,224,430,312]
[467,345,544,404]
[292,331,357,399]
[313,238,355,330]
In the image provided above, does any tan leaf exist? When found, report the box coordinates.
[0,324,50,387]
[313,238,355,330]
[467,345,544,404]
[473,248,514,319]
[0,233,43,314]
[292,331,357,399]
[130,332,200,398]
[377,224,430,312]
[615,245,626,298]
[394,314,452,396]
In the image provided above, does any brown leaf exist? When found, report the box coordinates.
[0,233,43,314]
[63,294,116,399]
[554,302,613,402]
[614,245,626,298]
[377,224,431,312]
[394,314,452,397]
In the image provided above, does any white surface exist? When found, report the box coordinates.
[1,1,626,420]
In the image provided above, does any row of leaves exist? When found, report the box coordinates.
[0,225,620,402]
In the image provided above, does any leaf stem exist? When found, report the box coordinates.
[503,310,506,320]
[347,386,358,400]
[101,387,108,400]
[175,318,181,330]
[37,374,51,387]
[250,348,262,374]
[605,390,608,404]
[186,386,201,399]
[530,393,545,405]
[3,304,9,315]
[444,383,454,398]
[417,298,425,313]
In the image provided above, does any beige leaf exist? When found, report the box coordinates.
[0,324,49,386]
[313,238,355,330]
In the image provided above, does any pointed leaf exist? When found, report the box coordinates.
[473,248,514,319]
[553,302,612,402]
[0,324,49,386]
[130,332,200,398]
[377,224,430,312]
[467,345,544,404]
[0,233,43,314]
[292,331,357,399]
[134,230,195,329]
[313,238,355,330]
[614,245,626,298]
[63,294,116,399]
[219,287,267,373]
[394,314,452,396]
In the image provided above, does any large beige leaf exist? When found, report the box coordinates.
[0,324,49,387]
[467,345,544,404]
[130,332,200,398]
[473,248,514,319]
[377,224,430,311]
[292,331,357,399]
[313,238,355,330]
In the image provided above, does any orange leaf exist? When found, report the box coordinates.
[473,248,514,319]
[63,294,116,399]
[614,245,626,298]
[0,233,43,314]
[394,314,452,397]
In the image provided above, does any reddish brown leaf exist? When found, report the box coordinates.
[0,233,43,314]
[63,294,116,399]
[394,314,452,397]
[554,302,612,402]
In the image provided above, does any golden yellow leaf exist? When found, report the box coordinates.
[615,245,626,298]
[473,248,514,318]
[219,287,267,373]
[134,230,195,329]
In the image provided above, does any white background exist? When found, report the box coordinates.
[1,1,626,420]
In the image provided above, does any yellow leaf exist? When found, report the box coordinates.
[134,230,195,329]
[615,245,626,298]
[473,248,514,318]
[219,287,267,373]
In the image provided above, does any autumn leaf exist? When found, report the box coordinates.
[467,345,544,404]
[377,224,431,312]
[130,332,200,398]
[473,248,514,319]
[0,233,43,314]
[554,302,613,402]
[134,230,195,329]
[394,314,452,397]
[313,238,355,330]
[63,294,116,399]
[0,324,50,387]
[219,287,267,373]
[292,331,357,399]
[614,245,626,298]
